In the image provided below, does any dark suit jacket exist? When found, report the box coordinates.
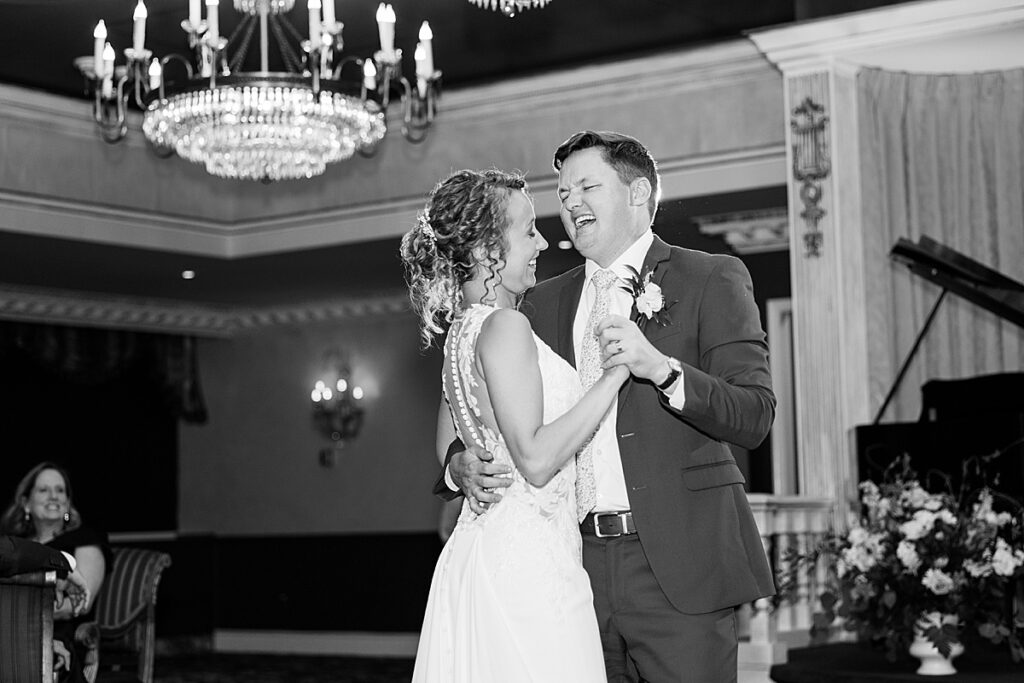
[0,535,72,578]
[520,236,776,614]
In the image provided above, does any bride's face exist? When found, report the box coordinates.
[495,190,547,297]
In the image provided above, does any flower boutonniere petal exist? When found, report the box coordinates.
[620,264,675,329]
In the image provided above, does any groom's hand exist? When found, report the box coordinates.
[450,445,511,514]
[597,314,667,380]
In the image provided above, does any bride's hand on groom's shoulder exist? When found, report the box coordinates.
[450,445,512,514]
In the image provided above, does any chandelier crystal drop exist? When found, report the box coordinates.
[468,0,552,16]
[77,1,440,182]
[143,80,386,181]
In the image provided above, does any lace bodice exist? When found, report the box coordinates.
[443,304,583,524]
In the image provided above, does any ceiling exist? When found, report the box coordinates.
[0,0,908,316]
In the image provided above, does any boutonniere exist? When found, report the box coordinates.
[620,265,675,328]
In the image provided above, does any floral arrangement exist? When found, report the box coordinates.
[620,265,674,328]
[778,455,1024,662]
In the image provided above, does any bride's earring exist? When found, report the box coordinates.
[63,511,70,523]
[23,508,30,523]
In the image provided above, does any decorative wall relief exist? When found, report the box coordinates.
[791,97,831,257]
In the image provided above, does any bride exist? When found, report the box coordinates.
[401,169,627,682]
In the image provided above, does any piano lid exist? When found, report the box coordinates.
[891,235,1024,328]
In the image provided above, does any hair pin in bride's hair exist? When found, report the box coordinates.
[419,209,436,244]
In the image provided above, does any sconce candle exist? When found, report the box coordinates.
[418,22,434,77]
[189,0,201,27]
[310,359,365,447]
[363,59,377,90]
[323,0,336,26]
[101,42,115,97]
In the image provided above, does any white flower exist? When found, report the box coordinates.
[896,540,921,573]
[964,558,993,578]
[922,568,955,595]
[992,538,1024,577]
[900,510,937,541]
[842,527,885,573]
[936,509,957,526]
[635,281,664,318]
[903,483,930,510]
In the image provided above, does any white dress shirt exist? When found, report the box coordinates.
[573,230,685,512]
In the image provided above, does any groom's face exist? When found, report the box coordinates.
[556,147,637,268]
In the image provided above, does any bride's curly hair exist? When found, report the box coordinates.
[401,169,527,348]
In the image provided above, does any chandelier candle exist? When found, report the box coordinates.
[101,43,115,97]
[323,0,336,27]
[132,1,147,53]
[376,3,396,58]
[148,60,161,91]
[206,0,219,45]
[189,0,201,27]
[93,21,106,78]
[308,0,321,52]
[417,22,434,77]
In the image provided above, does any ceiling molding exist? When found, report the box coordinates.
[0,283,410,336]
[441,38,776,124]
[693,207,789,254]
[0,143,787,258]
[748,0,1024,75]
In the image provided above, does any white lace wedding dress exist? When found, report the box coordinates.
[412,304,606,683]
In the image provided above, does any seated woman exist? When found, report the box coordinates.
[1,462,110,683]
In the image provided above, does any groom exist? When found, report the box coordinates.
[439,130,776,682]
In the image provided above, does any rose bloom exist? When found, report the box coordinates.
[636,282,664,317]
[897,540,921,573]
[900,510,937,541]
[922,568,955,595]
[992,538,1024,577]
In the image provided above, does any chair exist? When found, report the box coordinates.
[92,547,172,683]
[0,570,57,683]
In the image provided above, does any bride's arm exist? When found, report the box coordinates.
[435,399,456,466]
[478,308,626,487]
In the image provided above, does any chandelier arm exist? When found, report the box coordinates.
[268,16,304,73]
[93,77,129,144]
[226,15,258,73]
[331,55,362,80]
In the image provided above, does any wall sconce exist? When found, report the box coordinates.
[310,352,365,466]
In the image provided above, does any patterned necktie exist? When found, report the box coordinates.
[576,268,618,522]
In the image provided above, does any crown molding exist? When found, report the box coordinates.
[0,283,410,336]
[0,142,786,258]
[748,0,1024,75]
[693,207,789,254]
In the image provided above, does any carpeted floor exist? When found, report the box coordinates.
[152,653,415,683]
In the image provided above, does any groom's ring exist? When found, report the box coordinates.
[611,341,621,354]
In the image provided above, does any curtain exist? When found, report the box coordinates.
[0,322,208,423]
[858,67,1024,422]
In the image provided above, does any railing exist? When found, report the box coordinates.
[738,494,835,682]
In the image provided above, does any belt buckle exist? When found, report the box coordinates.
[593,511,621,538]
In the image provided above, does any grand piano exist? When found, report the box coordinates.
[854,236,1024,501]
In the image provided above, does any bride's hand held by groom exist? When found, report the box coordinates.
[597,314,672,384]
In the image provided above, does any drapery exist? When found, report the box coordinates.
[0,321,208,423]
[858,67,1024,422]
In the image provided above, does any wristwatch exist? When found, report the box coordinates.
[656,356,682,391]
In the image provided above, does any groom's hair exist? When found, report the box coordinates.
[553,130,660,222]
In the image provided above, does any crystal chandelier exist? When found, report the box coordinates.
[75,0,441,182]
[469,0,552,17]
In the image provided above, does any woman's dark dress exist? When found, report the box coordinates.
[46,526,111,683]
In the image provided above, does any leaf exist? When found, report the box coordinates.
[882,590,897,608]
[820,591,838,610]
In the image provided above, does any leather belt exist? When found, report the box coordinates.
[580,511,637,538]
